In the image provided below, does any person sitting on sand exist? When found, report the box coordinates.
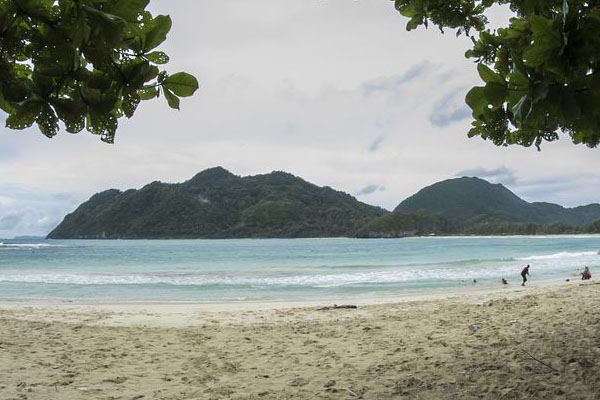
[581,266,592,280]
[501,278,508,285]
[521,265,530,286]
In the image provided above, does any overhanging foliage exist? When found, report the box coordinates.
[393,0,600,149]
[0,0,198,143]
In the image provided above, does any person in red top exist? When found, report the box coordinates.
[521,265,530,286]
[581,266,591,280]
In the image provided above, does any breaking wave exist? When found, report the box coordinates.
[0,264,527,287]
[0,242,65,250]
[517,251,598,261]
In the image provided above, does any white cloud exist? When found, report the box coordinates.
[0,185,85,238]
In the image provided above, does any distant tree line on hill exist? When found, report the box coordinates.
[356,211,600,238]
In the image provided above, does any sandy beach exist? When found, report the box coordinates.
[1,282,599,400]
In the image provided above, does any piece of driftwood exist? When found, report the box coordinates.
[317,304,358,311]
[345,388,362,398]
[521,349,559,373]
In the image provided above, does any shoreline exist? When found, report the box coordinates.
[0,278,573,305]
[1,281,599,399]
[7,232,600,241]
[0,279,593,327]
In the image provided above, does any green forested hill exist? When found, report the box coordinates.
[47,171,600,239]
[47,167,387,239]
[394,177,600,227]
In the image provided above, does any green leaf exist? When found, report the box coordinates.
[523,15,563,67]
[144,65,159,83]
[68,7,90,48]
[32,71,56,98]
[143,15,172,52]
[163,88,180,110]
[87,110,118,143]
[36,103,59,138]
[395,1,418,17]
[523,46,552,68]
[5,100,43,130]
[465,86,487,117]
[14,0,55,20]
[80,86,117,113]
[122,92,141,118]
[123,60,151,88]
[532,83,550,104]
[501,18,527,40]
[468,120,484,138]
[162,72,199,97]
[138,86,158,100]
[81,5,124,25]
[0,89,14,113]
[483,82,507,108]
[507,67,529,89]
[406,16,422,31]
[145,51,170,65]
[82,4,126,46]
[468,126,481,138]
[52,99,86,133]
[511,95,530,126]
[104,0,149,22]
[1,77,32,103]
[477,64,504,84]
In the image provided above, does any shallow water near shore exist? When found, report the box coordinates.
[1,236,599,302]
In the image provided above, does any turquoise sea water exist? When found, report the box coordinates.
[0,236,598,302]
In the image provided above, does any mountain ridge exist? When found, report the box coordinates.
[48,169,600,239]
[394,176,600,227]
[48,168,387,239]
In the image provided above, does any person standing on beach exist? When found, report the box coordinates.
[521,265,530,286]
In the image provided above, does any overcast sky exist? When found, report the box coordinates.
[2,0,600,238]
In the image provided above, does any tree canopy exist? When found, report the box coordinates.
[0,0,198,143]
[393,0,600,149]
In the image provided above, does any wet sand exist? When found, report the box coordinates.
[1,282,599,399]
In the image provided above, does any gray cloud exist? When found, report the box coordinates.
[453,170,600,207]
[0,213,22,230]
[456,166,518,185]
[368,136,385,152]
[511,175,600,207]
[356,184,385,196]
[363,62,431,96]
[429,88,471,127]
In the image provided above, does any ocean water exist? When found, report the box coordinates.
[0,236,598,302]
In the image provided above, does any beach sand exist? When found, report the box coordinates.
[1,282,599,400]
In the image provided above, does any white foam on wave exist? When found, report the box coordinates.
[0,242,65,249]
[517,251,598,261]
[0,263,530,287]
